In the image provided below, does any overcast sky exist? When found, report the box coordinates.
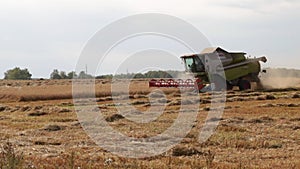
[0,0,299,78]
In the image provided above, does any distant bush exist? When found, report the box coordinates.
[4,67,32,80]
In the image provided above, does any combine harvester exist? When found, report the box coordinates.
[149,47,267,92]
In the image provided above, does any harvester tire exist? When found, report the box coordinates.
[226,81,233,90]
[211,75,226,91]
[238,79,251,91]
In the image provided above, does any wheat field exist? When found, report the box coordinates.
[0,79,300,168]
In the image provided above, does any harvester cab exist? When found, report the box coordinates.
[182,54,205,73]
[181,52,223,75]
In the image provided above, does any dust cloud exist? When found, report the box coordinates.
[259,68,300,89]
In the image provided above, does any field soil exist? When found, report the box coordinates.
[0,79,299,168]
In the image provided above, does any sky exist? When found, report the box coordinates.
[0,0,299,78]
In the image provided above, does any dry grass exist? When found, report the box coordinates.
[0,79,300,168]
[0,79,178,102]
[0,141,24,169]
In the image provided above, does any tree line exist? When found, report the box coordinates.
[96,70,183,79]
[3,67,184,80]
[49,69,93,79]
[6,67,300,80]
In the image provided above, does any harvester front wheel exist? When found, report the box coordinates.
[238,79,251,91]
[211,75,227,91]
[226,81,233,90]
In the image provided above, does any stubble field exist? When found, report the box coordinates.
[0,79,299,169]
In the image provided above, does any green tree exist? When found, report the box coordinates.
[78,71,93,79]
[133,73,145,79]
[60,71,68,79]
[4,67,32,80]
[50,69,61,79]
[67,71,77,79]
